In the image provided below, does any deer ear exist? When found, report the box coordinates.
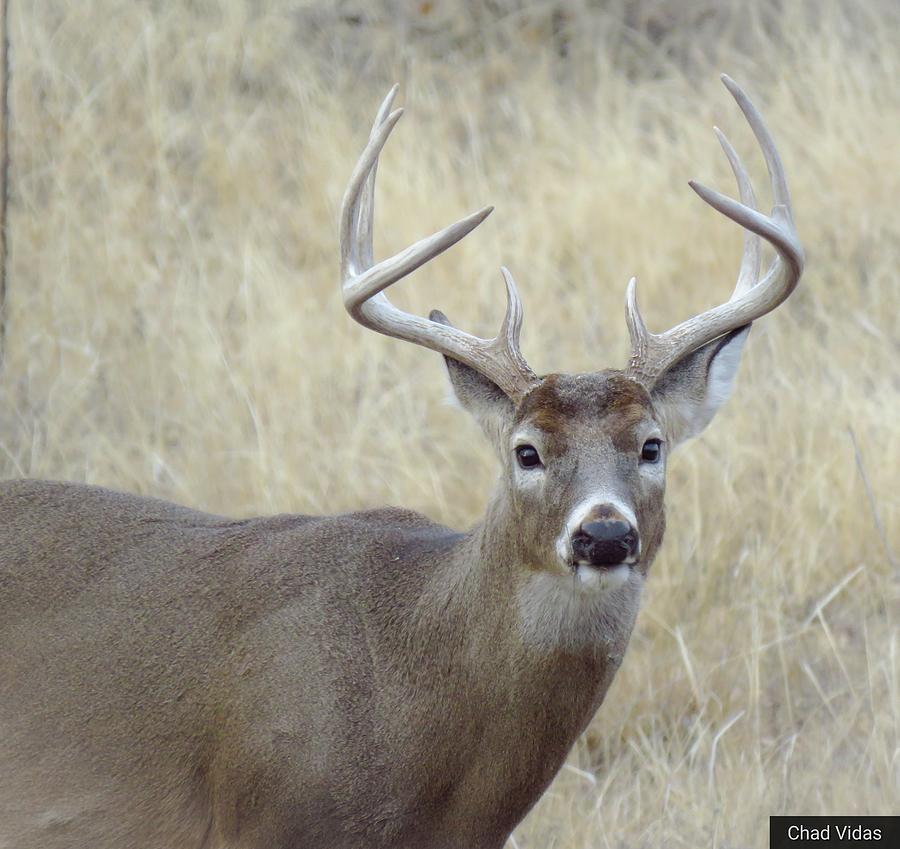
[650,325,750,448]
[431,310,515,445]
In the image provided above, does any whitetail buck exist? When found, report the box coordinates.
[0,75,803,848]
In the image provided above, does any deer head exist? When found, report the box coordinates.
[340,76,803,599]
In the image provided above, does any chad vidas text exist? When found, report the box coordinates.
[788,823,883,841]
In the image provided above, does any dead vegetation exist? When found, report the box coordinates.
[3,2,897,846]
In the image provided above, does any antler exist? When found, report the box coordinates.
[626,75,805,386]
[339,86,540,403]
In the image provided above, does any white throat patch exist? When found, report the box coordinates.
[516,565,643,651]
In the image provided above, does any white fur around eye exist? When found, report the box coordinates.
[639,456,666,479]
[513,459,546,487]
[511,435,547,491]
[638,440,666,478]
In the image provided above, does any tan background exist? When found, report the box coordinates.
[2,2,898,846]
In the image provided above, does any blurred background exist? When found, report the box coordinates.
[2,1,898,846]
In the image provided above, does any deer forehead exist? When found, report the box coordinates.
[514,371,658,455]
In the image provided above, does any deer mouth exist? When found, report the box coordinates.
[570,560,634,590]
[572,556,637,572]
[571,552,639,580]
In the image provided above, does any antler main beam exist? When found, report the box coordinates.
[626,75,805,386]
[339,86,539,403]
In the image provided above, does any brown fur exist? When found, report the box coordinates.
[0,479,630,849]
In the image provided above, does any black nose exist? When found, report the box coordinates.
[572,519,639,567]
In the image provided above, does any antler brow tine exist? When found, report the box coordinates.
[339,87,540,403]
[626,75,805,385]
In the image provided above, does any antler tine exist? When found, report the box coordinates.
[713,126,760,297]
[339,88,540,403]
[721,74,791,214]
[339,88,402,282]
[354,84,399,271]
[626,76,805,386]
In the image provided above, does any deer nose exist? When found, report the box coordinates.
[572,518,639,567]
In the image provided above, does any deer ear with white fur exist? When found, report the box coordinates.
[431,309,516,448]
[650,325,750,447]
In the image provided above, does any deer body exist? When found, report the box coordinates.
[0,77,803,847]
[0,476,636,849]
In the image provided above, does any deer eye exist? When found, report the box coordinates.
[640,439,662,463]
[515,445,543,470]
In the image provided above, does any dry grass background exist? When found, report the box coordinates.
[3,1,898,846]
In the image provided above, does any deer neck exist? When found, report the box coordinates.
[436,487,643,716]
[382,489,642,826]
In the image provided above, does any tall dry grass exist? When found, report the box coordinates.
[3,1,898,846]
